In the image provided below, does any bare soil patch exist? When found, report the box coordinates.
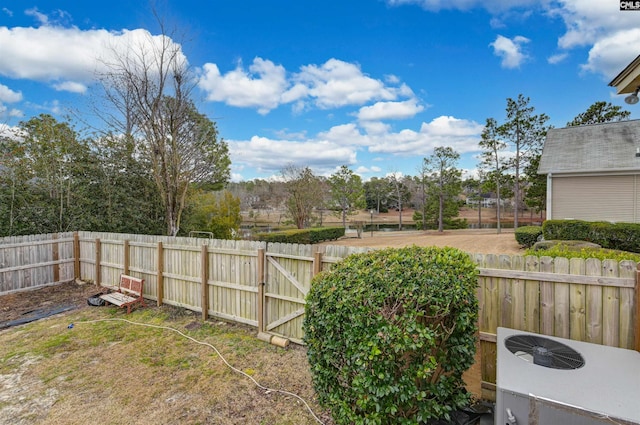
[323,228,522,256]
[0,281,99,325]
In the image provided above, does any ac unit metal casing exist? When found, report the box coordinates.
[496,327,640,425]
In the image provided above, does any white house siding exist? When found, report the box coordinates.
[551,174,638,223]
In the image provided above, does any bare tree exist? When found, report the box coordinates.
[386,172,410,230]
[97,16,229,236]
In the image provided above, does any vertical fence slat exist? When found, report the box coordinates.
[52,233,60,284]
[585,258,603,345]
[553,256,570,338]
[511,255,525,331]
[569,258,587,341]
[619,261,635,349]
[201,245,209,321]
[601,259,619,347]
[74,232,80,279]
[157,242,164,306]
[480,254,498,402]
[524,255,540,334]
[499,254,513,329]
[257,248,265,334]
[94,238,101,286]
[123,240,130,276]
[539,256,554,335]
[636,264,640,352]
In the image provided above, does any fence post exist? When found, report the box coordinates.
[257,248,265,334]
[73,232,80,279]
[313,252,323,276]
[52,233,60,284]
[157,242,164,307]
[94,238,101,287]
[201,244,209,321]
[123,240,130,275]
[635,264,640,352]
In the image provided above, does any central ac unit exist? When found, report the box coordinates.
[496,327,640,425]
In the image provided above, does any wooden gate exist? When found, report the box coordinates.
[260,244,321,344]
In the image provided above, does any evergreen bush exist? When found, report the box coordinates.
[254,227,344,244]
[514,226,543,247]
[304,246,479,425]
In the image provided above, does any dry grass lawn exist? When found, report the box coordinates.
[0,305,332,425]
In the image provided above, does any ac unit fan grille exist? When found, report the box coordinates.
[505,334,585,370]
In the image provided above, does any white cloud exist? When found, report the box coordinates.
[356,165,382,174]
[228,136,358,174]
[25,7,49,25]
[317,123,373,147]
[580,28,640,78]
[53,81,87,93]
[227,114,482,177]
[0,26,187,92]
[541,0,640,79]
[368,115,484,156]
[199,57,413,114]
[2,8,13,17]
[547,53,568,65]
[294,59,401,109]
[0,84,22,103]
[198,58,290,115]
[357,99,424,121]
[230,172,244,182]
[386,0,539,13]
[490,35,530,69]
[0,123,16,137]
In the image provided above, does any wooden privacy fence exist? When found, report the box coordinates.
[474,254,639,401]
[76,232,368,344]
[1,232,639,402]
[0,232,76,294]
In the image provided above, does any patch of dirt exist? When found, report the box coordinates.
[322,228,523,255]
[0,280,100,326]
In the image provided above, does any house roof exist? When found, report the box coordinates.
[538,119,640,174]
[609,54,640,94]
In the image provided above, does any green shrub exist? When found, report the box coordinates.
[304,246,479,425]
[514,226,543,248]
[254,227,344,244]
[525,242,640,262]
[542,219,594,242]
[542,220,640,253]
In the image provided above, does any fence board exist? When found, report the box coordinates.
[619,261,636,349]
[554,257,570,338]
[539,256,554,335]
[524,255,540,333]
[601,259,620,347]
[569,258,586,341]
[585,258,603,344]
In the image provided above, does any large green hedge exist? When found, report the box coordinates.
[304,246,479,425]
[542,220,640,253]
[254,227,344,244]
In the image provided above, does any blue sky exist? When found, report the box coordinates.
[1,1,639,182]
